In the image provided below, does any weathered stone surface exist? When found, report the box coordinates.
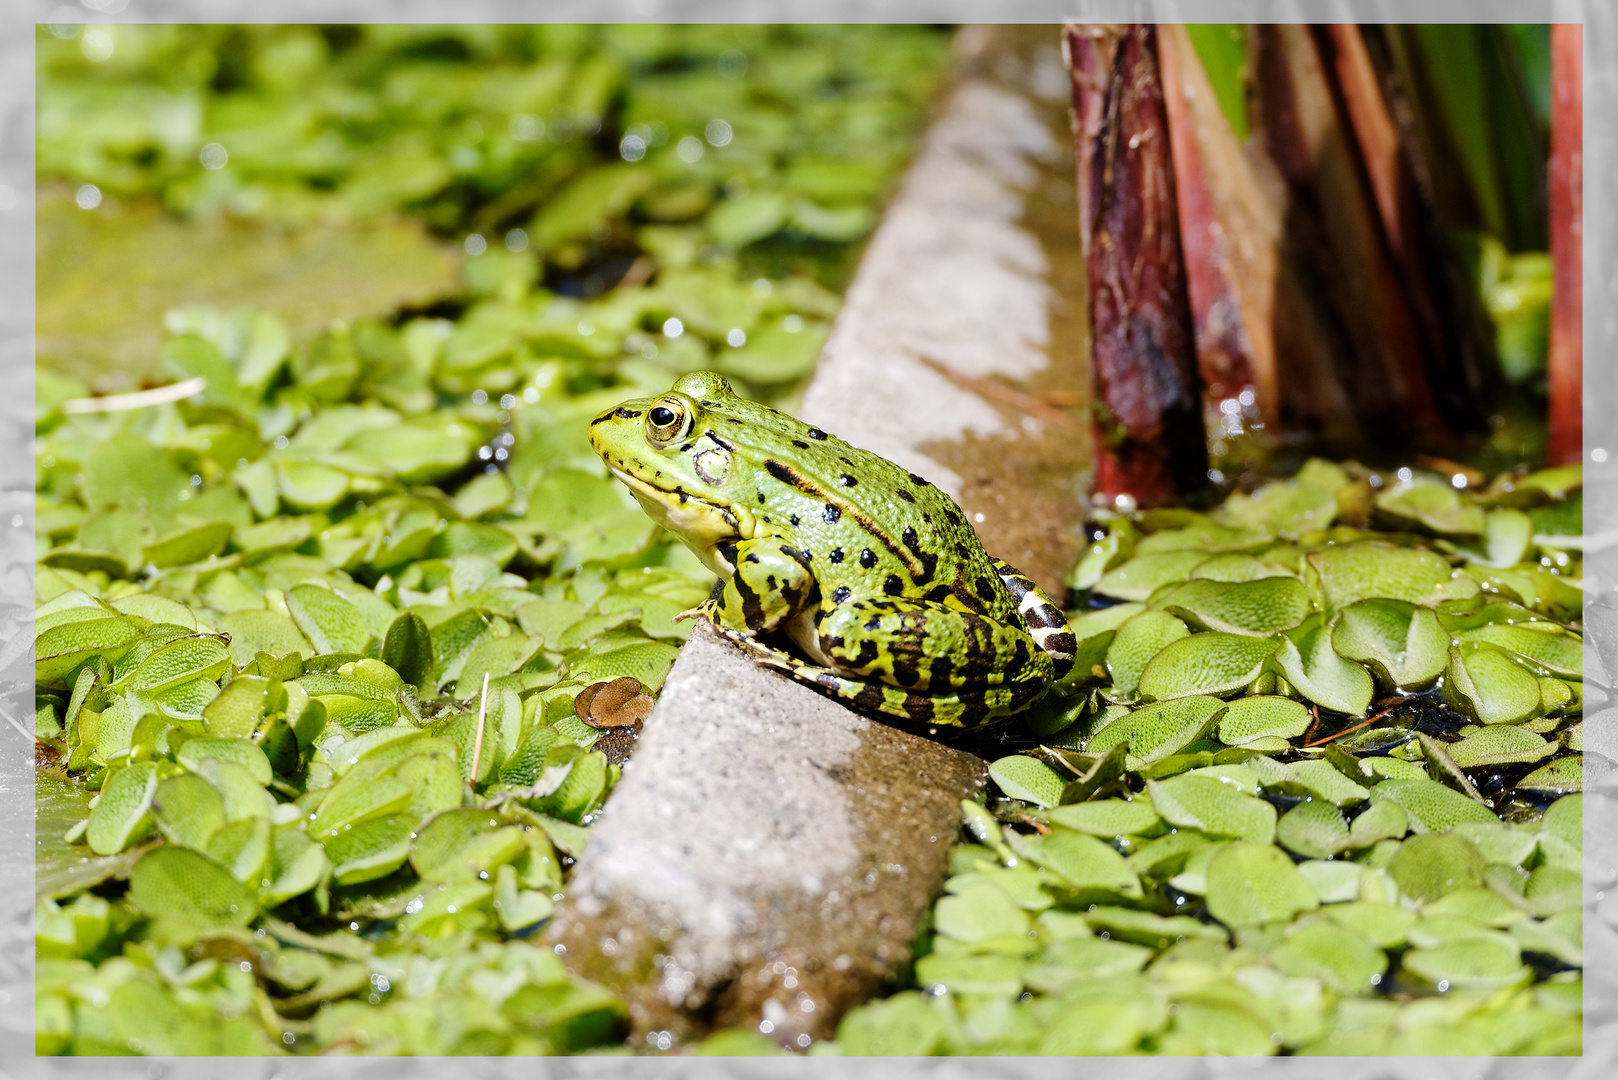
[547,622,986,1047]
[801,25,1090,595]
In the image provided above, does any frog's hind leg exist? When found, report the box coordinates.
[989,558,1077,679]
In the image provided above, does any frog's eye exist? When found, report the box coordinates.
[645,398,690,445]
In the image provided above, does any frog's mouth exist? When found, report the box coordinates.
[609,467,758,575]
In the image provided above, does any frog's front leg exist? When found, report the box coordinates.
[705,537,817,635]
[816,599,1054,705]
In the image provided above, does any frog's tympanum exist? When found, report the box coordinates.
[589,372,1077,728]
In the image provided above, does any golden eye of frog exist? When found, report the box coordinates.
[588,371,1076,728]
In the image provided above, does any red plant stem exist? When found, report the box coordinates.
[1081,25,1207,507]
[1065,24,1121,260]
[1157,25,1272,428]
[1302,703,1397,748]
[1547,24,1582,466]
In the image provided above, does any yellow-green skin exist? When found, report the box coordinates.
[588,372,1076,728]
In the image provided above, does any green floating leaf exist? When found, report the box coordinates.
[1135,634,1278,702]
[834,992,948,1056]
[1371,777,1498,833]
[1217,695,1311,745]
[1443,643,1544,725]
[988,755,1066,808]
[127,634,231,694]
[275,458,352,511]
[129,845,259,929]
[219,608,312,667]
[1086,695,1226,763]
[1518,755,1582,793]
[1454,622,1582,678]
[86,762,161,856]
[142,521,234,569]
[347,422,475,485]
[1104,611,1189,698]
[151,774,226,851]
[1085,905,1225,948]
[1387,833,1485,902]
[1248,757,1368,806]
[1275,800,1350,860]
[376,612,433,689]
[287,584,374,656]
[35,616,142,689]
[1154,576,1310,637]
[1510,909,1582,967]
[1147,775,1276,844]
[1447,725,1554,768]
[411,808,528,884]
[1401,936,1528,990]
[1094,550,1211,601]
[206,817,272,884]
[1301,858,1368,904]
[1323,901,1416,949]
[934,880,1031,944]
[1307,542,1455,610]
[1216,473,1340,536]
[200,674,271,738]
[534,751,610,824]
[264,824,329,906]
[1480,509,1533,566]
[1012,828,1142,898]
[1330,598,1449,689]
[567,638,680,690]
[1273,615,1374,716]
[1376,482,1485,535]
[1267,921,1387,995]
[111,593,199,631]
[1045,798,1161,838]
[325,813,416,886]
[1204,842,1317,928]
[81,432,188,517]
[177,737,274,786]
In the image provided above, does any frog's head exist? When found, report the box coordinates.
[589,372,761,571]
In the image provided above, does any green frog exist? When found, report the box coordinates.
[588,371,1076,728]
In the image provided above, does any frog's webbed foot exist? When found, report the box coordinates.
[673,601,715,624]
[673,578,727,624]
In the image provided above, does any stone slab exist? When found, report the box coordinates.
[546,622,985,1048]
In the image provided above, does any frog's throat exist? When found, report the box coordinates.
[612,467,758,573]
